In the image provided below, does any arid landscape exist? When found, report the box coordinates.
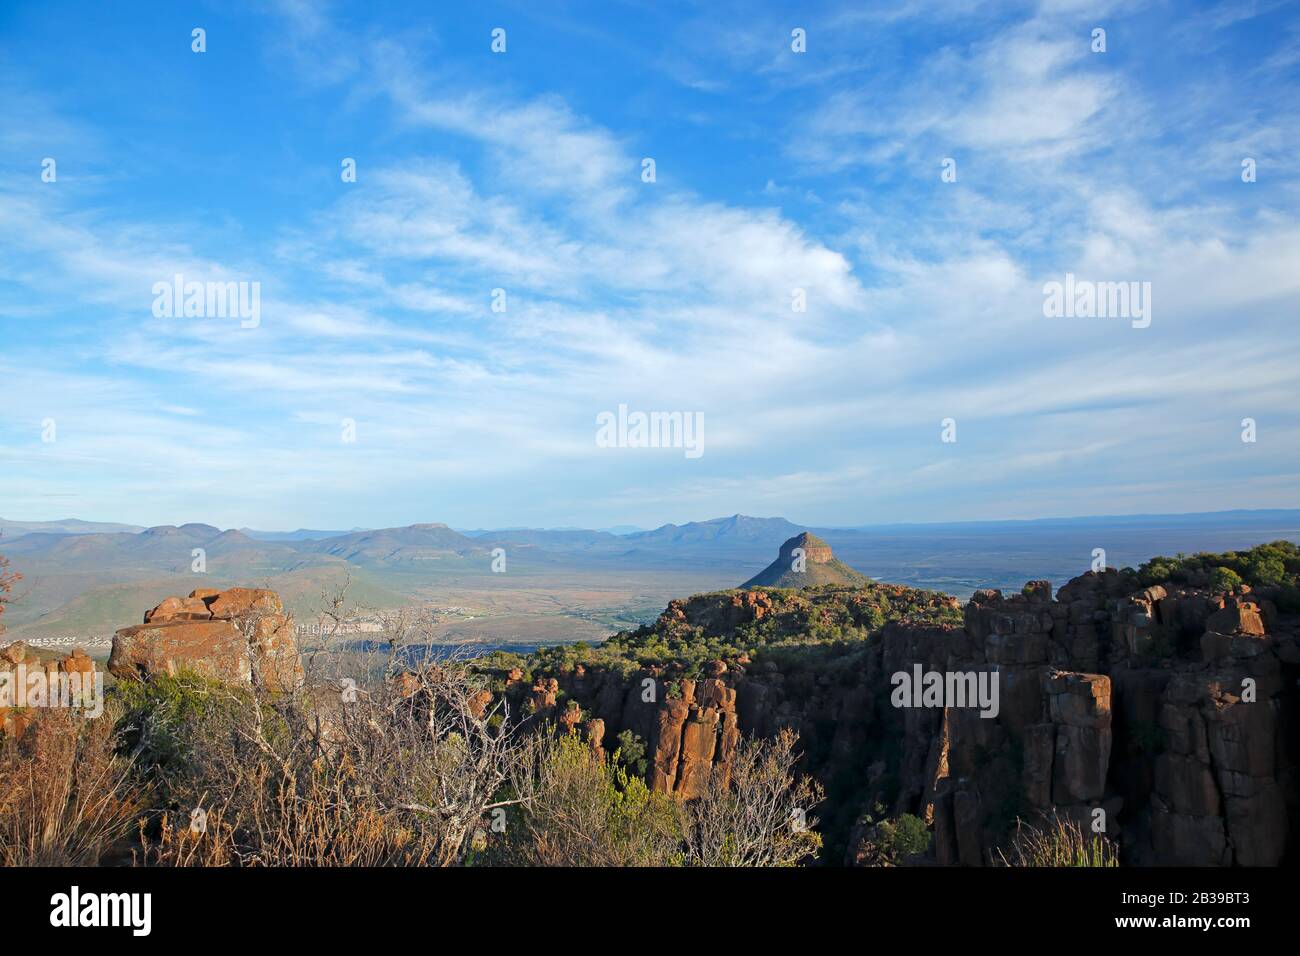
[3,0,1298,939]
[6,510,1298,648]
[1,522,1297,871]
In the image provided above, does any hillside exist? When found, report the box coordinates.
[301,523,486,565]
[0,517,145,538]
[0,565,408,641]
[741,532,870,588]
[477,540,1300,865]
[625,514,802,555]
[5,539,1299,870]
[7,511,1300,646]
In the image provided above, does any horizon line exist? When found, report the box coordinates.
[4,505,1300,539]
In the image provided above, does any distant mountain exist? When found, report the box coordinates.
[741,532,870,588]
[477,528,625,551]
[0,565,408,641]
[0,523,342,632]
[4,524,309,568]
[302,523,488,566]
[241,527,367,541]
[5,510,1299,642]
[0,517,145,538]
[824,508,1300,533]
[625,515,803,554]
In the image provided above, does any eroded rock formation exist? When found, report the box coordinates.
[512,571,1298,866]
[0,641,101,738]
[110,587,303,692]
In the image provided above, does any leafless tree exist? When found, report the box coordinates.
[0,545,21,637]
[140,627,531,866]
[679,728,824,867]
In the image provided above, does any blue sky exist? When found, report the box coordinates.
[1,0,1299,531]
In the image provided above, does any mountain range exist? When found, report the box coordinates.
[3,509,1299,642]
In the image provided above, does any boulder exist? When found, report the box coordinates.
[0,641,30,666]
[111,619,254,686]
[558,702,583,733]
[144,595,212,623]
[109,587,302,692]
[469,689,494,720]
[530,677,558,710]
[58,648,96,679]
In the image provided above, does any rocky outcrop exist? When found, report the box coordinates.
[514,571,1298,866]
[0,642,101,738]
[741,532,870,588]
[110,587,302,692]
[641,671,740,799]
[1148,601,1287,866]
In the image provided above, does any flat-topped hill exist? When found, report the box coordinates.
[741,531,870,588]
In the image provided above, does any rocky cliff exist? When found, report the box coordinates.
[498,568,1298,866]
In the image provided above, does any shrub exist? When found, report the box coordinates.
[1138,541,1299,589]
[679,728,824,867]
[498,726,824,867]
[998,812,1119,867]
[498,732,682,867]
[852,807,931,865]
[0,706,141,866]
[129,657,532,867]
[614,729,648,777]
[1208,567,1244,593]
[114,671,252,775]
[1244,549,1286,587]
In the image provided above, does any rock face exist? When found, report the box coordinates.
[741,532,870,589]
[516,572,1299,866]
[633,671,740,799]
[110,587,302,692]
[0,643,100,738]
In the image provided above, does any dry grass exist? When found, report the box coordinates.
[0,707,141,866]
[126,651,528,867]
[998,811,1120,867]
[498,726,824,867]
[1,586,833,869]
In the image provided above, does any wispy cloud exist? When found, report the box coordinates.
[0,0,1297,529]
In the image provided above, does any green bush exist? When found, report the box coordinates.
[878,813,930,858]
[497,734,682,866]
[613,729,648,777]
[1138,541,1299,590]
[112,671,253,772]
[1209,567,1244,593]
[853,805,931,865]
